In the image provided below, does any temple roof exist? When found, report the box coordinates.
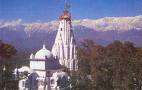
[59,0,71,21]
[45,59,64,70]
[34,44,52,60]
[59,10,71,21]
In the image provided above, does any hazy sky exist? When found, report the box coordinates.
[0,0,142,22]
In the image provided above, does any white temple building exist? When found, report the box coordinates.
[18,44,68,90]
[52,4,78,71]
[17,1,78,90]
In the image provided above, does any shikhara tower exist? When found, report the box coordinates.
[52,2,78,71]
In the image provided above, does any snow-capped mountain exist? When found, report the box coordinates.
[74,16,142,31]
[0,16,142,52]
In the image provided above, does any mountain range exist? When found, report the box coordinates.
[0,15,142,53]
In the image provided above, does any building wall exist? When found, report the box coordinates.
[30,60,45,70]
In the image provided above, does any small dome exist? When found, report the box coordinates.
[18,66,31,73]
[34,44,52,60]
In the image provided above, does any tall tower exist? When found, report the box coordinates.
[52,1,78,71]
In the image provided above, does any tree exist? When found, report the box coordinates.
[0,40,17,71]
[77,40,142,90]
[0,40,17,90]
[76,39,104,90]
[91,41,142,90]
[0,40,17,59]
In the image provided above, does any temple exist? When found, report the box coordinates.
[52,1,78,71]
[16,1,78,90]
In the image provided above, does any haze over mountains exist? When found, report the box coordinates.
[0,15,142,53]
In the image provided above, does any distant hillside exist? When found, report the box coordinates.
[0,16,142,53]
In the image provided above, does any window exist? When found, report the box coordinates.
[22,81,25,87]
[51,79,55,84]
[39,80,44,86]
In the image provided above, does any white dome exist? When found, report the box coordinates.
[34,44,52,60]
[18,66,31,73]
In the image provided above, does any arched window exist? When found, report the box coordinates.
[22,81,25,87]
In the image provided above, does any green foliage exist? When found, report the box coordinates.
[0,40,17,59]
[77,39,142,90]
[0,41,18,90]
[0,41,29,69]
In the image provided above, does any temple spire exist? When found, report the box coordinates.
[43,43,46,49]
[59,0,71,20]
[52,0,78,71]
[64,0,70,12]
